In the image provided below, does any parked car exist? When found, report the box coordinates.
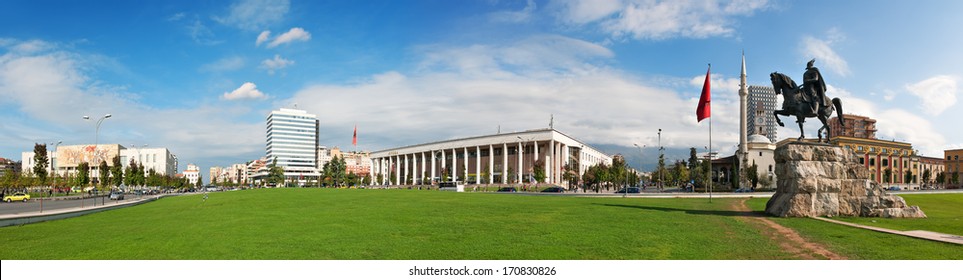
[109,191,125,200]
[3,192,30,202]
[615,187,641,194]
[540,186,566,193]
[887,186,901,191]
[496,187,517,192]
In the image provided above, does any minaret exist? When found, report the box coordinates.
[738,52,749,187]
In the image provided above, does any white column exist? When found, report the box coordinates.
[517,141,523,184]
[412,154,418,185]
[475,146,481,184]
[404,154,410,185]
[463,148,468,184]
[431,151,436,185]
[548,139,555,184]
[488,144,494,184]
[502,143,508,184]
[534,140,539,183]
[441,149,447,181]
[421,152,426,184]
[394,155,400,186]
[451,148,457,182]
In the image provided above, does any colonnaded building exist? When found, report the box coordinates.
[370,128,612,188]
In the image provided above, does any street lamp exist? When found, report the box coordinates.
[83,114,111,186]
[658,128,663,192]
[634,143,645,191]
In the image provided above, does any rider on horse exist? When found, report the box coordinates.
[802,59,828,114]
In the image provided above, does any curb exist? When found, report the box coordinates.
[0,195,170,227]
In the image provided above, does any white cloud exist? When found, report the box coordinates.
[215,0,290,31]
[167,12,186,22]
[260,54,294,74]
[801,28,850,77]
[906,75,958,116]
[490,0,537,23]
[781,84,949,157]
[200,56,245,72]
[286,35,743,154]
[0,40,264,170]
[188,18,222,45]
[256,30,271,46]
[554,0,769,40]
[264,27,311,48]
[222,82,268,100]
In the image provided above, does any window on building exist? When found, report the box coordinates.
[870,158,875,166]
[858,146,863,151]
[882,148,888,153]
[859,158,865,164]
[759,152,763,156]
[870,147,876,152]
[882,159,888,167]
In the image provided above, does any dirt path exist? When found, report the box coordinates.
[732,198,847,260]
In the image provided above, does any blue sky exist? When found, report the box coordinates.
[2,0,962,176]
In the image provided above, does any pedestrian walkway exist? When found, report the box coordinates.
[811,216,963,245]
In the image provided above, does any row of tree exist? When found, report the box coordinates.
[1,143,194,193]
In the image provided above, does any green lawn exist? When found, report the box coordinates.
[745,194,963,260]
[1,189,959,259]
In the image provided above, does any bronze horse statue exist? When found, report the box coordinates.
[770,72,844,142]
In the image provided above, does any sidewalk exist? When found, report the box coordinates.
[0,194,178,227]
[812,217,963,245]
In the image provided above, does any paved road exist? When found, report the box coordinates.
[0,195,152,216]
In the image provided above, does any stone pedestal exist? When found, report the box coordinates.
[765,143,926,218]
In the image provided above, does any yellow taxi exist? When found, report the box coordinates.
[3,192,30,202]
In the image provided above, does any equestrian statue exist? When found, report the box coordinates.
[770,59,844,143]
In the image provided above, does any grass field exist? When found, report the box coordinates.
[1,188,960,259]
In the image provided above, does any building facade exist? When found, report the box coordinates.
[22,145,178,178]
[830,136,914,186]
[120,147,178,176]
[918,156,945,187]
[184,164,200,186]
[747,85,777,143]
[945,149,963,187]
[266,108,320,185]
[370,129,612,187]
[0,157,19,176]
[828,114,877,139]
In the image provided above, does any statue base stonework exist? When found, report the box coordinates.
[765,143,926,218]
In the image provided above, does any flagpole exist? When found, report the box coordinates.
[708,63,712,203]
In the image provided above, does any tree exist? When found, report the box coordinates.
[669,161,688,187]
[98,160,110,189]
[533,159,546,183]
[904,170,913,184]
[687,147,698,178]
[32,143,49,186]
[124,159,138,187]
[196,174,203,188]
[936,171,945,186]
[883,168,892,184]
[77,162,90,187]
[562,161,580,190]
[748,163,759,189]
[953,172,960,185]
[111,156,123,187]
[922,168,932,185]
[268,158,285,187]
